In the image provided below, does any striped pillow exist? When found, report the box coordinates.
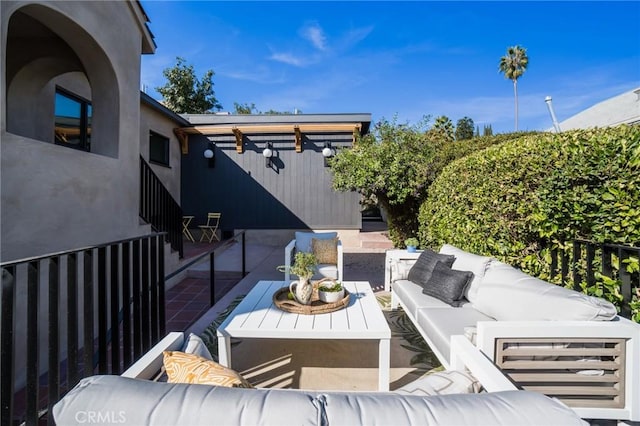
[163,351,253,388]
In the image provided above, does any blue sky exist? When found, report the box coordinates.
[140,1,640,134]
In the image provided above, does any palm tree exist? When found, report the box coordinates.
[499,45,529,131]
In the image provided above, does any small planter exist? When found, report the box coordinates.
[317,281,344,303]
[404,238,419,253]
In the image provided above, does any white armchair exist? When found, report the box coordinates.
[284,232,344,282]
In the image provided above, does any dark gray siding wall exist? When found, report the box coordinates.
[181,133,361,233]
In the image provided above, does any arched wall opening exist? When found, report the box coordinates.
[5,5,119,157]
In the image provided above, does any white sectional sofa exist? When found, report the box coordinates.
[390,244,640,423]
[52,332,586,426]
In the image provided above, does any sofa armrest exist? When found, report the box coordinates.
[121,332,185,379]
[475,319,640,422]
[284,239,296,282]
[449,335,518,393]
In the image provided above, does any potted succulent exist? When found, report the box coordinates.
[317,281,344,303]
[404,237,419,253]
[277,252,318,304]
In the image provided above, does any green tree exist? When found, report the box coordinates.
[499,45,529,131]
[233,102,258,114]
[329,117,512,246]
[156,57,222,114]
[429,116,454,142]
[455,117,474,140]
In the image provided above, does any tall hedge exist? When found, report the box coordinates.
[418,125,640,319]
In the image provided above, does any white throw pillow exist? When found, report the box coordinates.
[295,231,337,253]
[181,333,213,361]
[439,244,494,303]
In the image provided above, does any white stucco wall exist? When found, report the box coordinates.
[1,1,151,262]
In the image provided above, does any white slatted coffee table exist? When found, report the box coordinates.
[217,280,391,391]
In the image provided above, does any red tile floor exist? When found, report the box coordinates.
[165,240,244,332]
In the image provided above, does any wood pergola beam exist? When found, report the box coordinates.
[179,123,362,135]
[175,123,363,154]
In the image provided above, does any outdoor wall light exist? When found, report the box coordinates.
[263,142,274,168]
[204,142,215,168]
[322,141,335,167]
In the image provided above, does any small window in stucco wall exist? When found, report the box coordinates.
[149,131,170,166]
[54,87,92,151]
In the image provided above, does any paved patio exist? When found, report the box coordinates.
[167,223,391,335]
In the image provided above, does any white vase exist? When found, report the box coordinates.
[289,278,313,305]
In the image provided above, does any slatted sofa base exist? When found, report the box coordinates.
[494,337,626,409]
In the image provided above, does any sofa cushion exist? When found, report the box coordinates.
[439,244,494,303]
[393,280,452,318]
[394,370,481,396]
[295,231,337,253]
[320,390,586,426]
[407,249,455,287]
[416,307,495,365]
[53,375,322,426]
[163,351,253,388]
[476,260,618,321]
[421,262,473,307]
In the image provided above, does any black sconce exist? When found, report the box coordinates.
[203,142,215,168]
[322,141,335,167]
[263,142,274,168]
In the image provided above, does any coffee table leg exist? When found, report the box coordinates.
[379,337,390,391]
[217,334,232,368]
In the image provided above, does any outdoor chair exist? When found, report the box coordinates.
[284,231,343,282]
[199,213,221,243]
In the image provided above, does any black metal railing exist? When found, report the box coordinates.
[1,233,166,426]
[139,156,183,258]
[549,239,640,319]
[166,230,248,307]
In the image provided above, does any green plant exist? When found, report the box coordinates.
[277,252,318,279]
[418,125,640,320]
[404,237,419,248]
[330,115,533,247]
[318,282,343,292]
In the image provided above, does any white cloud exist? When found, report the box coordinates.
[269,52,307,67]
[301,22,327,51]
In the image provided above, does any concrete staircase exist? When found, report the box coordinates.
[341,221,394,253]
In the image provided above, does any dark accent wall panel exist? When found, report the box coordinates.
[181,133,361,232]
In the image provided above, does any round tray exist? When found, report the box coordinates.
[273,286,350,315]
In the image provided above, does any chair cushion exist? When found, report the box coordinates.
[476,260,618,321]
[312,237,338,264]
[407,249,455,288]
[439,244,494,304]
[163,351,253,388]
[315,264,338,280]
[421,262,474,307]
[295,231,337,253]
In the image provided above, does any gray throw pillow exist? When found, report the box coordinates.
[407,249,455,287]
[422,261,474,307]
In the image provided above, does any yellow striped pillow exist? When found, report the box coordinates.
[162,351,253,388]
